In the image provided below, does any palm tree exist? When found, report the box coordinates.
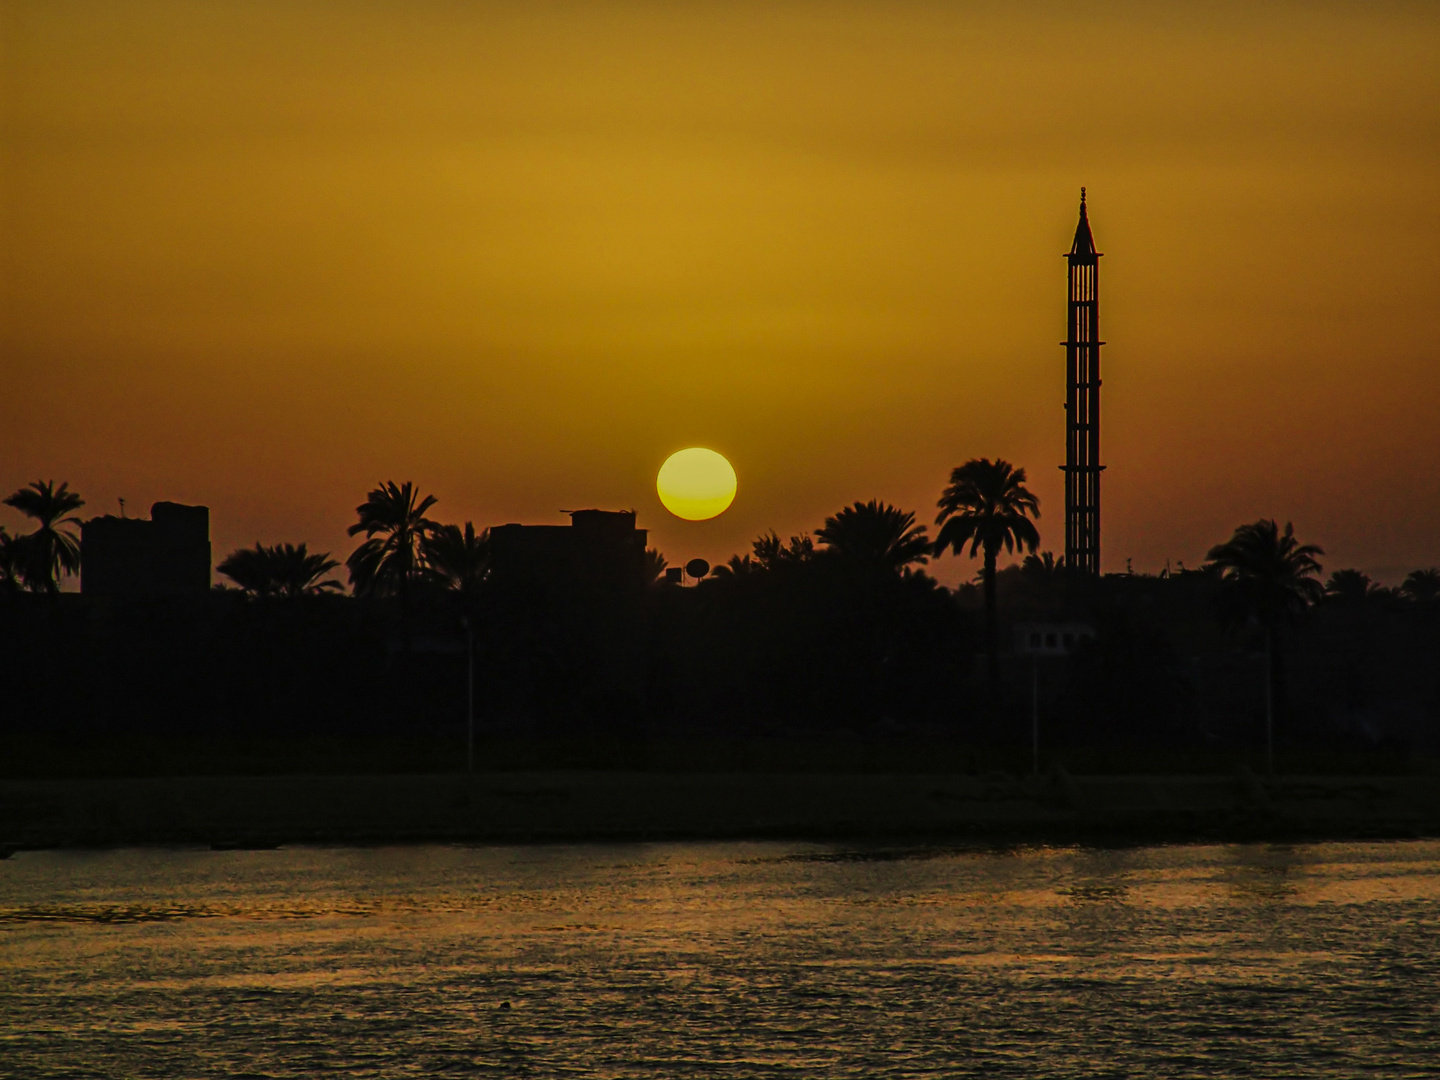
[816,500,930,573]
[218,542,343,596]
[1206,519,1324,774]
[3,480,85,593]
[1019,552,1065,578]
[425,522,490,595]
[642,547,668,587]
[1020,550,1066,586]
[269,543,344,597]
[345,481,440,598]
[752,531,814,570]
[1324,568,1378,604]
[709,553,761,579]
[217,544,275,595]
[933,459,1040,690]
[0,527,22,594]
[1016,550,1068,610]
[1400,568,1440,603]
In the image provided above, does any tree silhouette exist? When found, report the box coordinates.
[1013,550,1069,612]
[1324,568,1380,604]
[0,527,22,594]
[752,531,814,571]
[642,547,668,587]
[1019,550,1068,596]
[709,553,761,579]
[1400,568,1440,603]
[1021,550,1063,580]
[1206,519,1324,773]
[218,543,343,596]
[345,481,439,598]
[269,543,343,597]
[2,480,85,594]
[933,459,1040,690]
[816,500,930,573]
[425,522,489,595]
[217,545,273,595]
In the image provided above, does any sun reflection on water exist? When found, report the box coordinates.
[2,841,1438,1076]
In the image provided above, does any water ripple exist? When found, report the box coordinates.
[1,840,1438,1077]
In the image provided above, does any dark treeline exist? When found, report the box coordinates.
[1,473,1439,776]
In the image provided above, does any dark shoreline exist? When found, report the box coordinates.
[3,771,1438,852]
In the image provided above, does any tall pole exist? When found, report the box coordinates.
[462,616,475,776]
[1264,626,1274,777]
[1031,654,1040,776]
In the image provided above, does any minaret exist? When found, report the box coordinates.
[1062,189,1103,576]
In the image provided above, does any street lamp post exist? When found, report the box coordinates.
[1014,621,1094,778]
[1031,653,1040,776]
[461,616,475,776]
[1264,628,1274,777]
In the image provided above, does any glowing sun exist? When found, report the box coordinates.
[656,448,737,521]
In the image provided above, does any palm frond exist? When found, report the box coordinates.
[425,522,489,593]
[1324,568,1378,603]
[270,542,343,596]
[3,480,85,592]
[217,545,275,595]
[220,542,344,596]
[932,458,1041,562]
[1206,519,1324,626]
[641,547,668,586]
[709,553,761,579]
[345,481,440,597]
[816,499,930,571]
[0,528,23,593]
[752,531,814,570]
[1401,568,1440,603]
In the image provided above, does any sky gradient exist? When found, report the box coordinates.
[3,1,1438,584]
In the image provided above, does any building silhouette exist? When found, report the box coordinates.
[80,502,211,597]
[487,509,649,722]
[1062,189,1104,576]
[488,509,647,592]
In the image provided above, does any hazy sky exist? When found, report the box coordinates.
[3,1,1438,584]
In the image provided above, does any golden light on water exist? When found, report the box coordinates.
[657,449,737,521]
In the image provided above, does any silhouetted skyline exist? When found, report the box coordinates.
[2,2,1438,586]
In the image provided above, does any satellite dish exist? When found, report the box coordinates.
[685,558,710,580]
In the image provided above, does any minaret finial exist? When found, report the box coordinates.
[1080,186,1086,209]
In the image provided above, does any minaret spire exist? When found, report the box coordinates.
[1062,189,1104,576]
[1070,187,1096,257]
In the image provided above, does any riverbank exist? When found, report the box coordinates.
[3,770,1439,850]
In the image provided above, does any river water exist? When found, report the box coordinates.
[1,840,1438,1077]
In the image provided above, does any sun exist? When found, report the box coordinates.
[656,448,737,521]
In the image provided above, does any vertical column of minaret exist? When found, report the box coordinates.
[1063,189,1104,575]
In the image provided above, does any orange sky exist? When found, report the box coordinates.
[3,1,1438,585]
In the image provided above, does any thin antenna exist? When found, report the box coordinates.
[118,497,126,518]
